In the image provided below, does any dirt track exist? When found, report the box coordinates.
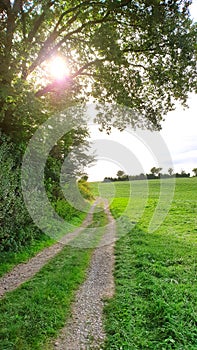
[0,199,116,349]
[52,198,116,350]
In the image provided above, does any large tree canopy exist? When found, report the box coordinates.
[0,0,196,136]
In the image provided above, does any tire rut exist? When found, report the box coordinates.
[52,198,116,350]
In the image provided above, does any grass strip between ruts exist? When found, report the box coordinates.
[0,208,108,350]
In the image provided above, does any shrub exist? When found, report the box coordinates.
[0,132,41,251]
[78,179,94,200]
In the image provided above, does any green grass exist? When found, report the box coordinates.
[0,207,108,350]
[92,178,197,349]
[0,209,88,278]
[0,235,55,278]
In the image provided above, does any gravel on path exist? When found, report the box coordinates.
[52,198,116,350]
[0,200,100,298]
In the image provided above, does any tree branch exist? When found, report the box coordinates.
[27,0,55,43]
[20,2,26,39]
[24,2,39,15]
[0,0,11,11]
[28,10,111,76]
[27,12,84,74]
[13,0,22,15]
[72,59,105,78]
[53,1,105,31]
[34,53,149,98]
[49,13,112,58]
[27,0,134,79]
[123,41,170,54]
[35,77,73,97]
[35,58,105,97]
[5,5,15,59]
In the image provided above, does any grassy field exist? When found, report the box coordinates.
[0,208,108,350]
[92,178,197,349]
[1,178,197,349]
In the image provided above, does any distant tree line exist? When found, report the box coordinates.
[103,167,197,182]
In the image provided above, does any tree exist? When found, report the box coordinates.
[150,167,162,176]
[80,175,88,182]
[192,168,197,176]
[0,0,196,138]
[0,1,196,251]
[168,167,174,176]
[117,170,125,178]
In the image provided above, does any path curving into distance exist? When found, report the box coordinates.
[52,198,116,350]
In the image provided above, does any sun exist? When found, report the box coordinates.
[48,56,70,80]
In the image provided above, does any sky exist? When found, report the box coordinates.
[86,3,197,182]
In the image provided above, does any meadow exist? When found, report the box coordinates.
[1,178,196,349]
[92,178,197,349]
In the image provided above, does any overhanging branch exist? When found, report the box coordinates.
[35,78,73,97]
[28,11,111,77]
[27,0,55,43]
[35,58,105,97]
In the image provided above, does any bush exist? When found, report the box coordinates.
[0,133,93,252]
[54,198,86,222]
[0,132,41,251]
[78,179,94,200]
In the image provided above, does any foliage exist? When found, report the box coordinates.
[103,169,191,182]
[0,131,91,252]
[0,132,43,251]
[78,178,94,200]
[150,167,163,176]
[192,168,197,176]
[168,167,174,176]
[116,170,125,178]
[1,1,96,253]
[53,198,87,223]
[0,0,196,136]
[175,171,190,178]
[44,114,94,202]
[0,0,196,250]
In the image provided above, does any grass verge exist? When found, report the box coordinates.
[0,235,55,278]
[0,210,88,278]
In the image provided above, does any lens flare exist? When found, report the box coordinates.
[48,56,70,80]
